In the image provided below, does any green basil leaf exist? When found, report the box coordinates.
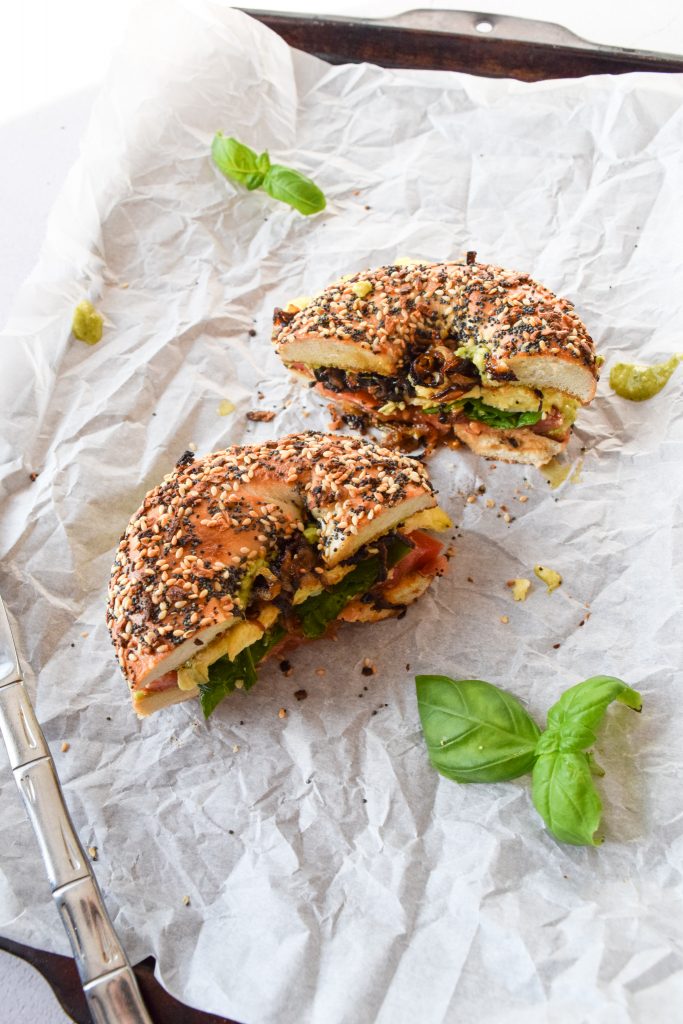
[262,164,326,216]
[421,399,543,428]
[211,133,264,190]
[532,751,603,846]
[294,536,412,639]
[295,558,379,639]
[415,676,541,783]
[461,399,543,430]
[531,676,642,845]
[199,624,286,718]
[543,675,642,752]
[256,150,271,175]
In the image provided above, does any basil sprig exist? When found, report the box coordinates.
[531,676,642,846]
[416,674,642,847]
[211,134,326,216]
[415,676,540,782]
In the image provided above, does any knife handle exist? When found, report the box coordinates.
[0,678,153,1024]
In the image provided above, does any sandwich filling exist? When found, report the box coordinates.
[303,360,580,453]
[273,260,597,463]
[108,433,449,718]
[148,507,449,717]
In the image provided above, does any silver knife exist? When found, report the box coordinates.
[0,595,153,1024]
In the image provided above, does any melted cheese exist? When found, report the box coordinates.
[401,506,452,533]
[176,605,280,690]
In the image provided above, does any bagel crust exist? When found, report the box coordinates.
[107,432,441,710]
[272,259,598,463]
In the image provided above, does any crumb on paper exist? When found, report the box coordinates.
[553,642,561,649]
[278,708,287,719]
[361,659,376,676]
[534,564,562,593]
[506,578,531,602]
[182,895,191,906]
[279,659,293,677]
[218,399,236,416]
[80,631,89,638]
[518,495,529,504]
[119,281,129,289]
[466,494,477,504]
[87,846,98,861]
[315,667,326,677]
[188,442,197,451]
[294,689,307,701]
[61,741,70,753]
[503,513,512,524]
[500,615,509,624]
[29,471,40,482]
[72,299,103,345]
[232,744,239,753]
[246,410,276,422]
[248,328,257,337]
[485,499,495,508]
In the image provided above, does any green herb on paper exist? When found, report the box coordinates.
[415,674,642,847]
[415,676,540,783]
[72,300,103,345]
[531,676,642,846]
[211,134,326,216]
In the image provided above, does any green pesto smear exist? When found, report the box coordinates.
[72,300,103,345]
[609,354,682,401]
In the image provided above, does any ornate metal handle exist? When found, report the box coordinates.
[0,598,153,1024]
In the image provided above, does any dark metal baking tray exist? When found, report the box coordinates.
[2,9,681,1023]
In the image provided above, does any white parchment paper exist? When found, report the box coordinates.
[1,3,683,1021]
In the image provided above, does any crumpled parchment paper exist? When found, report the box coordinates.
[1,3,682,1021]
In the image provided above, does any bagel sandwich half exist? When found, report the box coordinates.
[107,432,450,717]
[272,258,599,467]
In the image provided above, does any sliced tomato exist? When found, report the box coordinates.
[315,382,382,410]
[390,530,447,582]
[144,669,178,692]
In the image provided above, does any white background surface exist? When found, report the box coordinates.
[1,2,681,1022]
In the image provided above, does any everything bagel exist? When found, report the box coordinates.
[272,258,599,466]
[107,432,450,717]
